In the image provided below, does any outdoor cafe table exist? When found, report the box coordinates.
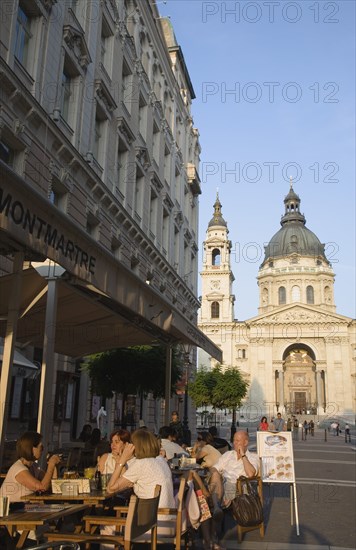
[0,503,89,549]
[22,489,110,507]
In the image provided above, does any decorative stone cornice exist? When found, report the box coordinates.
[254,308,349,325]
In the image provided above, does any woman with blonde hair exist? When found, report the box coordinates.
[107,429,175,518]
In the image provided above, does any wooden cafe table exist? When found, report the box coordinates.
[0,503,89,549]
[22,489,111,507]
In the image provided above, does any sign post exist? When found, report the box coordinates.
[257,431,300,535]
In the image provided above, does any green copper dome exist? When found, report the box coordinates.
[262,184,329,265]
[208,193,227,227]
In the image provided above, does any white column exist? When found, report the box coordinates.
[0,252,24,458]
[279,370,285,410]
[315,370,321,414]
[37,278,59,449]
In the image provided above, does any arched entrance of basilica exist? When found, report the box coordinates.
[275,344,326,415]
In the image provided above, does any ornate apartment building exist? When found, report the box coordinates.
[199,187,356,421]
[0,0,220,446]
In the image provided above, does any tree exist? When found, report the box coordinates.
[82,345,182,399]
[189,364,248,412]
[212,366,248,411]
[188,365,220,408]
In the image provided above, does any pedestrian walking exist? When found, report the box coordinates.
[292,416,299,441]
[345,423,351,443]
[309,419,315,436]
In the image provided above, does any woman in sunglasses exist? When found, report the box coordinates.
[0,431,61,503]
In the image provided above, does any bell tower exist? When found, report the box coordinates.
[200,194,235,324]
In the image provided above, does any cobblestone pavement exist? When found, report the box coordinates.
[196,428,356,550]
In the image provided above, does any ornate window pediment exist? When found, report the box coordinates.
[162,192,174,211]
[117,116,135,146]
[94,79,117,115]
[63,24,91,70]
[174,209,183,228]
[151,173,164,194]
[135,146,150,172]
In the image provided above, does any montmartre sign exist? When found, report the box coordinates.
[0,179,97,281]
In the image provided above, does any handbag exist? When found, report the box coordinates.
[231,476,263,527]
[195,489,212,522]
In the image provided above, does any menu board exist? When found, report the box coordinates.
[257,431,295,483]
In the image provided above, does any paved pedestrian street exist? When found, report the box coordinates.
[215,428,356,550]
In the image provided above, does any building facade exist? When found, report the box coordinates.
[0,0,220,446]
[199,187,356,422]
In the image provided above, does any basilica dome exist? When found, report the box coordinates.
[262,184,329,265]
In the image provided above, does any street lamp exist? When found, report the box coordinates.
[181,343,193,446]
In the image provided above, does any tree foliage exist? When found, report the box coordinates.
[189,364,248,410]
[82,345,182,399]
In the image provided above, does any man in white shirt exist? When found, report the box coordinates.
[209,431,260,515]
[158,426,189,460]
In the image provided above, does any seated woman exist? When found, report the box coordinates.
[85,427,102,449]
[97,428,131,475]
[0,431,61,543]
[0,431,61,503]
[191,431,221,468]
[78,423,92,443]
[107,429,176,531]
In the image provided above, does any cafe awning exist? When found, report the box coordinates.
[0,266,221,359]
[0,162,222,361]
[0,341,39,377]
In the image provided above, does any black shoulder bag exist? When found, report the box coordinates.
[231,476,263,527]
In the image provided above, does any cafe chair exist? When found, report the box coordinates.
[45,484,161,550]
[235,475,264,543]
[65,448,82,472]
[83,480,189,550]
[26,543,80,549]
[156,476,190,550]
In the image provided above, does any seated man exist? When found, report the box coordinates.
[158,426,189,460]
[209,430,259,515]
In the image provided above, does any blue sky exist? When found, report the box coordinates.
[159,0,356,319]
